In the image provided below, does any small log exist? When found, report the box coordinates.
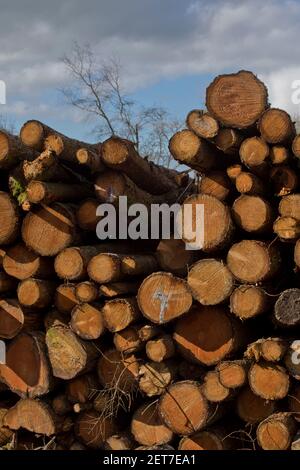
[66,373,98,404]
[187,258,234,305]
[274,216,300,242]
[230,285,270,319]
[259,108,295,144]
[279,194,300,220]
[3,243,53,280]
[137,272,193,324]
[75,411,117,449]
[75,281,98,303]
[274,289,300,328]
[216,360,249,390]
[202,370,232,402]
[99,281,139,298]
[113,326,143,354]
[186,109,219,139]
[55,283,79,315]
[248,361,290,400]
[4,399,62,436]
[156,238,195,277]
[0,191,20,245]
[215,128,243,155]
[174,305,246,366]
[76,147,104,173]
[245,338,288,362]
[198,170,231,201]
[0,131,37,169]
[27,181,92,204]
[138,360,177,397]
[145,335,175,363]
[178,194,234,251]
[70,303,105,340]
[0,332,53,398]
[169,129,217,171]
[227,240,281,283]
[226,163,242,182]
[97,349,139,393]
[102,136,180,194]
[137,324,162,342]
[17,278,56,309]
[269,145,290,165]
[23,149,71,182]
[131,402,173,446]
[257,413,297,450]
[46,324,99,379]
[76,199,100,231]
[237,386,276,424]
[22,203,79,256]
[270,166,298,196]
[239,137,269,173]
[235,171,265,195]
[159,380,213,435]
[206,70,268,128]
[179,428,233,450]
[0,298,25,339]
[104,434,133,451]
[232,195,274,233]
[102,297,140,332]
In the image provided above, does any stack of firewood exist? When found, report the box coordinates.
[1,70,300,451]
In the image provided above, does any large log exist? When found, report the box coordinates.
[257,413,297,450]
[102,136,181,194]
[232,195,274,234]
[259,108,295,144]
[3,243,53,280]
[230,285,270,319]
[0,131,37,169]
[206,70,268,128]
[248,361,290,400]
[137,272,193,324]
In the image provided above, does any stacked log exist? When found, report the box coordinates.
[1,70,300,452]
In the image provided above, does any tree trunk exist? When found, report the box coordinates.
[0,331,53,398]
[248,361,290,400]
[230,285,270,319]
[2,243,53,280]
[198,170,231,201]
[54,283,79,315]
[99,281,139,298]
[158,380,213,435]
[227,240,281,283]
[131,402,173,446]
[274,288,300,327]
[156,238,196,277]
[22,203,80,257]
[259,108,295,144]
[27,181,93,204]
[138,360,177,397]
[46,324,99,379]
[17,278,56,309]
[169,129,218,172]
[257,413,297,450]
[101,297,140,332]
[174,305,246,366]
[232,195,274,233]
[187,258,234,305]
[178,194,234,252]
[70,303,105,340]
[236,386,276,424]
[186,110,219,139]
[102,136,181,195]
[0,131,37,169]
[75,281,98,303]
[206,70,268,128]
[270,165,298,196]
[145,335,175,363]
[137,272,193,324]
[0,191,20,245]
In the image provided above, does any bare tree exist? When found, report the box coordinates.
[61,43,181,167]
[0,114,16,134]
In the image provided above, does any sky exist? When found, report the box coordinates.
[1,0,300,141]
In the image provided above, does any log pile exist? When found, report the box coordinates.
[1,71,300,451]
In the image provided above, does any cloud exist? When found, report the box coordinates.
[0,0,300,126]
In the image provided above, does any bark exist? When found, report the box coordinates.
[27,181,93,204]
[0,271,17,294]
[137,272,193,324]
[206,70,268,128]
